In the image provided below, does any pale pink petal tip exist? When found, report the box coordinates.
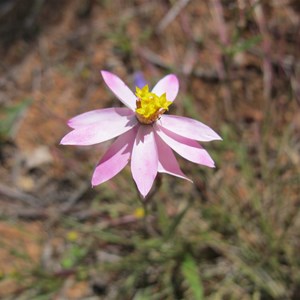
[100,70,136,111]
[91,128,136,186]
[155,134,192,182]
[151,74,179,102]
[60,115,137,146]
[155,125,216,168]
[67,108,134,129]
[160,115,222,142]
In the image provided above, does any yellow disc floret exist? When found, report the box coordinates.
[135,85,172,124]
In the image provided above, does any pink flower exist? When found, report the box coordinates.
[61,71,222,197]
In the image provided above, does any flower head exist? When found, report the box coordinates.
[60,71,222,197]
[135,85,172,124]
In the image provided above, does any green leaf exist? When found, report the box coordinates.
[133,288,152,300]
[61,245,87,269]
[157,200,170,236]
[225,35,262,57]
[181,255,204,300]
[0,98,32,139]
[166,201,191,239]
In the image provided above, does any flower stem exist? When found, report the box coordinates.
[137,174,163,236]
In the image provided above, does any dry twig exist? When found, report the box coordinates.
[0,182,40,206]
[251,0,273,103]
[210,0,233,120]
[156,0,191,33]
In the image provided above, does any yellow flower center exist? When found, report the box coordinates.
[135,85,172,124]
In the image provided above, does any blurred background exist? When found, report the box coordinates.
[0,0,299,299]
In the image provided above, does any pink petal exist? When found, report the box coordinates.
[151,74,179,102]
[68,107,134,129]
[101,70,137,111]
[60,115,138,146]
[131,125,158,198]
[155,133,192,182]
[92,126,137,186]
[155,125,215,168]
[160,115,222,142]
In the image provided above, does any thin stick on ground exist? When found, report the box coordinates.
[156,0,191,33]
[210,0,233,121]
[251,0,273,104]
